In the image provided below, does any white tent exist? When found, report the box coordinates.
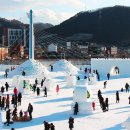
[8,59,49,78]
[72,80,93,114]
[53,59,79,75]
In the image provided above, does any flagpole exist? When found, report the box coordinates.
[29,9,34,60]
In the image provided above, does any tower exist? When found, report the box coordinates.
[29,9,34,60]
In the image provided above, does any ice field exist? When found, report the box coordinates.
[1,59,130,130]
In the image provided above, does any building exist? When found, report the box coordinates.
[2,26,28,47]
[48,43,58,52]
[0,47,8,60]
[111,46,118,55]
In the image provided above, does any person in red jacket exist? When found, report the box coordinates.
[56,85,60,95]
[14,87,18,95]
[92,101,95,111]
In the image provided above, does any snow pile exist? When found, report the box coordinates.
[53,59,79,75]
[8,59,49,78]
[72,79,93,114]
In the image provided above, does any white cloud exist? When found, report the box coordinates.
[34,9,74,24]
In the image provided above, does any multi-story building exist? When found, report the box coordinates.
[2,26,28,47]
[111,46,118,55]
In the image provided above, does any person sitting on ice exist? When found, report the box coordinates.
[84,76,87,79]
[74,102,79,115]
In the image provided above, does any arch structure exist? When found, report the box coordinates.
[91,58,130,78]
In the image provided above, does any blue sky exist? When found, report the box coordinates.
[0,0,130,25]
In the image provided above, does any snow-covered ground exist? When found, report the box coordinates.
[1,65,130,130]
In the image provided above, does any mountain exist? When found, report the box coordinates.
[34,23,53,30]
[46,6,130,46]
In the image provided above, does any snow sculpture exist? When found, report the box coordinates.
[53,59,79,75]
[18,79,30,93]
[12,75,21,87]
[88,73,97,85]
[66,73,77,87]
[8,59,49,78]
[72,80,93,114]
[12,75,30,93]
[43,78,55,91]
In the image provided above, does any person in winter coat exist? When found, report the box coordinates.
[105,98,109,111]
[18,92,22,106]
[11,95,15,105]
[5,98,10,110]
[12,107,18,120]
[35,78,38,86]
[28,103,33,119]
[6,109,11,126]
[19,110,23,118]
[1,97,5,110]
[36,87,40,96]
[44,87,47,97]
[29,84,33,91]
[1,86,5,94]
[92,101,95,111]
[5,82,9,92]
[101,98,106,112]
[50,123,55,130]
[74,102,79,115]
[50,65,53,72]
[0,96,1,109]
[104,81,107,89]
[68,117,74,130]
[107,73,110,80]
[116,91,120,103]
[41,79,44,87]
[125,83,129,93]
[128,96,130,104]
[43,121,50,130]
[33,84,36,93]
[14,94,17,108]
[56,85,60,95]
[13,87,18,96]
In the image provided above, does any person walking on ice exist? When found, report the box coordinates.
[56,85,60,95]
[116,91,120,103]
[74,102,79,115]
[68,117,74,130]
